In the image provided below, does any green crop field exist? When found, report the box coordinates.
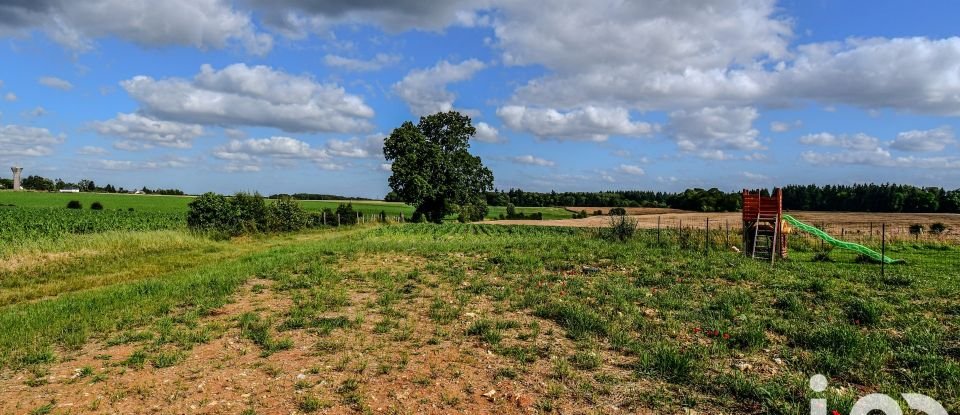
[0,190,193,212]
[0,192,574,245]
[0,218,957,414]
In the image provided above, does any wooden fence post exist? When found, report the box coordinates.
[705,218,710,256]
[656,216,661,246]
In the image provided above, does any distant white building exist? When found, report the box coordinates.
[59,187,80,193]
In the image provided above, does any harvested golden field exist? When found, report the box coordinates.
[490,210,960,241]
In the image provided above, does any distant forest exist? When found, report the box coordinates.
[2,175,184,195]
[269,193,375,201]
[478,184,960,214]
[781,184,959,213]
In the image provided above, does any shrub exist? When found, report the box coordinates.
[66,200,82,209]
[187,192,271,235]
[609,207,627,216]
[336,203,357,225]
[458,200,488,222]
[603,214,637,242]
[187,192,231,231]
[321,208,336,225]
[90,201,104,210]
[269,196,308,232]
[593,210,603,216]
[909,224,925,235]
[930,222,948,235]
[506,203,516,217]
[231,192,269,233]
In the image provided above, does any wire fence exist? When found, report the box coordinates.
[595,216,959,279]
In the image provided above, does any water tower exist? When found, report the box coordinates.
[11,166,23,191]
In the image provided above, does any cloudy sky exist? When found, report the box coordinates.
[1,1,960,197]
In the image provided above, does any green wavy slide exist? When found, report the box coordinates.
[782,215,904,264]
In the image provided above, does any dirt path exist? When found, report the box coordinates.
[0,250,648,414]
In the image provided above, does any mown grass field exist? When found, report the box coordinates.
[0,221,957,414]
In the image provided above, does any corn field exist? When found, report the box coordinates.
[0,207,185,242]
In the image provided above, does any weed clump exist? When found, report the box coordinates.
[239,312,293,356]
[638,345,697,382]
[812,246,833,262]
[602,214,637,242]
[930,222,947,235]
[66,200,82,209]
[845,298,883,326]
[90,202,104,210]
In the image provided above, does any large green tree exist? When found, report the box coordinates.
[383,111,494,223]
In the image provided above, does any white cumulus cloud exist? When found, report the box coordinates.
[92,113,205,149]
[510,155,554,167]
[324,53,401,71]
[889,126,956,152]
[0,124,65,157]
[121,63,374,133]
[393,59,485,117]
[38,76,73,91]
[667,107,763,156]
[473,122,504,143]
[0,0,272,55]
[616,164,646,176]
[798,132,880,150]
[497,105,653,141]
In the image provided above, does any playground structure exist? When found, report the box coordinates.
[742,188,904,264]
[742,188,787,262]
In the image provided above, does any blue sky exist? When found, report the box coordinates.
[2,1,960,197]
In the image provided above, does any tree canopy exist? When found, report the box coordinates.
[383,111,494,223]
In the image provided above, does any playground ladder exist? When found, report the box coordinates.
[751,213,780,261]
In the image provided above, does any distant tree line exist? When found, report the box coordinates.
[782,183,960,213]
[476,184,960,213]
[3,174,183,195]
[269,193,373,201]
[481,188,741,212]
